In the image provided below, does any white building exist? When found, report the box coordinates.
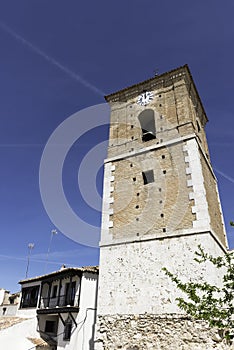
[0,265,98,350]
[0,288,20,316]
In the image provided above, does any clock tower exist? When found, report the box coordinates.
[95,65,228,349]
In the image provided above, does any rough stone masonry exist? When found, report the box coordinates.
[95,314,233,350]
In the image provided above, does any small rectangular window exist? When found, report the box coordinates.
[142,170,154,185]
[45,320,56,334]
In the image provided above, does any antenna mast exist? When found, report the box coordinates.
[45,229,58,273]
[25,243,34,278]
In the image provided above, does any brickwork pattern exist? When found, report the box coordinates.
[200,152,226,246]
[107,78,208,160]
[110,141,195,241]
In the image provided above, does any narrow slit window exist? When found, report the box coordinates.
[142,170,154,185]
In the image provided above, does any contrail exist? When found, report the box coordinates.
[0,254,73,266]
[0,21,106,97]
[215,168,234,184]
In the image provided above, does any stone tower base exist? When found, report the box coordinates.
[94,314,233,350]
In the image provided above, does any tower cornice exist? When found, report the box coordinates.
[105,64,208,124]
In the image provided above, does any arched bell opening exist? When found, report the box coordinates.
[138,109,156,142]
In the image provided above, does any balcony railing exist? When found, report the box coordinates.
[39,295,79,309]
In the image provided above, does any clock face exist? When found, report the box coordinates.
[137,91,154,106]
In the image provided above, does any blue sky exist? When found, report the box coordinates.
[0,0,234,292]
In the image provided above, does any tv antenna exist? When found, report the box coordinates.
[25,243,35,278]
[45,229,58,273]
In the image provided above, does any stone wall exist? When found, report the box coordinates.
[95,314,233,350]
[107,73,208,161]
[200,150,226,246]
[110,141,195,241]
[101,136,227,249]
[97,233,224,316]
[97,66,229,350]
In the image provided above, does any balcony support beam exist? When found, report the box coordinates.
[58,313,65,326]
[69,312,77,328]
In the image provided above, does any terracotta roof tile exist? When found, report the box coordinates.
[0,317,26,330]
[19,265,99,284]
[28,337,48,347]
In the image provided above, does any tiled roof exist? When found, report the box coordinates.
[28,337,49,347]
[19,265,99,284]
[0,317,26,330]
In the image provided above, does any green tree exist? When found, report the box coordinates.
[163,243,234,342]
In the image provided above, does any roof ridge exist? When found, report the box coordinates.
[19,265,99,284]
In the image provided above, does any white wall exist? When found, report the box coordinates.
[16,281,41,318]
[0,304,18,316]
[56,272,98,350]
[0,289,5,305]
[97,232,224,315]
[0,317,38,350]
[1,273,98,349]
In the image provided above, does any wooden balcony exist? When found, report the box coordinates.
[37,295,79,315]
